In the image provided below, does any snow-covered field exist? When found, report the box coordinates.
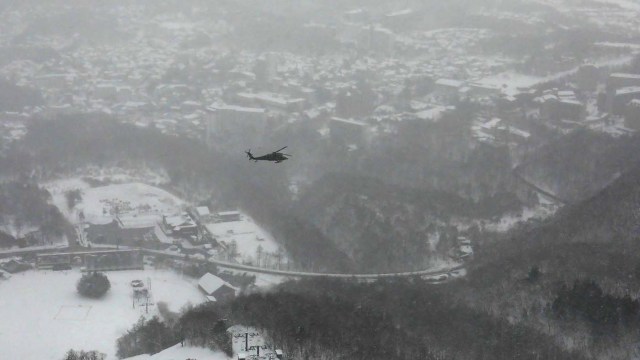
[0,269,205,360]
[205,214,288,267]
[44,180,184,225]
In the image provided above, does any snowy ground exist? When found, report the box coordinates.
[228,325,276,358]
[482,202,558,233]
[123,344,227,360]
[44,180,184,225]
[0,269,205,360]
[205,214,288,268]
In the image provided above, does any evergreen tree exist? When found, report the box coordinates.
[63,349,78,360]
[77,272,111,298]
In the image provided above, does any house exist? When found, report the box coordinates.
[86,220,155,246]
[198,273,237,302]
[434,78,463,98]
[193,206,213,223]
[162,213,198,238]
[608,73,640,89]
[196,206,211,217]
[537,94,585,121]
[611,87,640,116]
[218,211,241,223]
[468,82,501,98]
[0,257,32,273]
[606,73,640,113]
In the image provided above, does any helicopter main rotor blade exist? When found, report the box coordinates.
[274,146,287,153]
[282,154,292,157]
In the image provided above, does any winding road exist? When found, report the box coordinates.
[1,245,465,281]
[144,249,465,280]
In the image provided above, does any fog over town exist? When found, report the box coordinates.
[2,0,640,359]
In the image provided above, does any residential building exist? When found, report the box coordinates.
[198,273,237,302]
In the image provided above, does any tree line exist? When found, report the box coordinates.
[194,278,586,360]
[552,279,640,337]
[115,310,231,359]
[0,180,72,248]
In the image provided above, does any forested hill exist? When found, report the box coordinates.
[519,130,640,203]
[477,159,640,276]
[295,173,521,272]
[176,278,585,360]
[454,160,640,359]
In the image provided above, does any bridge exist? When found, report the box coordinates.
[1,245,464,281]
[144,249,465,280]
[512,165,570,205]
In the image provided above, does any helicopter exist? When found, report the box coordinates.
[245,146,292,163]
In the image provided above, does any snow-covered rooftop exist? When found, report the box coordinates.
[196,206,211,216]
[331,117,367,127]
[197,272,234,296]
[117,214,160,229]
[207,103,266,113]
[611,73,640,80]
[435,78,463,88]
[164,212,196,229]
[616,86,640,95]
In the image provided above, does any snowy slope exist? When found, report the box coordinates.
[123,344,228,360]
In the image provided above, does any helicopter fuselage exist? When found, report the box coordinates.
[253,152,288,163]
[246,149,290,163]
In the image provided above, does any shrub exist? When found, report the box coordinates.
[77,272,111,298]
